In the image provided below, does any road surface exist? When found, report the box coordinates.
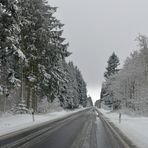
[24,109,122,148]
[0,108,128,148]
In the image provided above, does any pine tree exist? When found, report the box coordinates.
[58,61,87,109]
[0,0,27,113]
[76,68,87,107]
[67,62,79,108]
[101,52,120,109]
[18,0,70,110]
[86,96,93,107]
[0,0,88,113]
[104,52,120,79]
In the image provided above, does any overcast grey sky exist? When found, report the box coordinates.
[48,0,148,102]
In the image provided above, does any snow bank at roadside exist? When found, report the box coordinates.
[0,108,84,137]
[98,108,148,148]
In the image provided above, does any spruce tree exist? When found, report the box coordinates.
[102,52,120,109]
[104,52,120,79]
[18,0,70,110]
[76,68,87,107]
[58,61,87,109]
[0,0,88,113]
[0,0,28,113]
[86,96,93,107]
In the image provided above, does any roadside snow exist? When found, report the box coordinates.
[98,108,148,148]
[0,108,84,137]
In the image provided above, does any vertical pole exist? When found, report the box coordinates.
[20,61,24,102]
[3,95,7,114]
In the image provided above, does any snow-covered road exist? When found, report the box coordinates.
[30,108,124,148]
[0,109,85,137]
[0,108,129,148]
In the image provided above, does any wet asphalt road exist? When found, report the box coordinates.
[0,108,123,148]
[28,109,118,148]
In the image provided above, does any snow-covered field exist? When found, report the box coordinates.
[99,108,148,148]
[0,108,84,137]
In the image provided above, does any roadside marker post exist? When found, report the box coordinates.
[119,112,121,124]
[31,109,35,122]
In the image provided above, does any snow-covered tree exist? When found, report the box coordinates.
[104,52,120,79]
[86,96,93,107]
[0,0,28,113]
[76,68,87,107]
[17,0,70,111]
[0,0,88,113]
[105,35,148,115]
[101,52,120,109]
[58,61,87,109]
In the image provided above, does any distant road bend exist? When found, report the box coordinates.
[0,108,135,148]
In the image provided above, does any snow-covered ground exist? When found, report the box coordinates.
[98,108,148,148]
[0,108,84,137]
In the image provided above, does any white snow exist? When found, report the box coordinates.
[17,49,26,60]
[98,108,148,148]
[0,108,84,137]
